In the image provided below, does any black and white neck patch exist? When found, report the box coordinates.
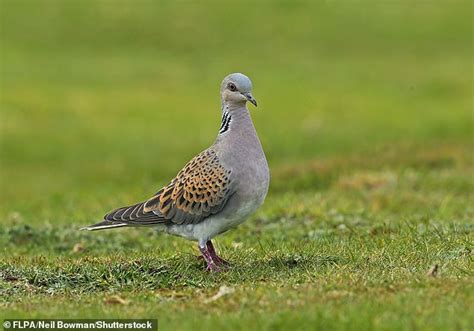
[219,110,232,134]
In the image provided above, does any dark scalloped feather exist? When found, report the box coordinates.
[102,148,234,226]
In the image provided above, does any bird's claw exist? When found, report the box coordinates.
[205,263,223,272]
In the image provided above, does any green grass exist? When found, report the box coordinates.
[0,1,473,330]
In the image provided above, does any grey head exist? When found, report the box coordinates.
[220,73,257,108]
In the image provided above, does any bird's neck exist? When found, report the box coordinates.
[214,102,265,167]
[218,103,252,136]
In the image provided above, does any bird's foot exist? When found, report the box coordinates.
[206,240,230,268]
[198,255,228,271]
[199,240,230,272]
[213,255,230,267]
[205,262,223,272]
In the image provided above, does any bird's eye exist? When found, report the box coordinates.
[227,83,237,91]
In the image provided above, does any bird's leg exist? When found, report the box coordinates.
[198,242,221,272]
[206,240,230,267]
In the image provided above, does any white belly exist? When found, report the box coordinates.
[160,155,270,243]
[161,196,263,242]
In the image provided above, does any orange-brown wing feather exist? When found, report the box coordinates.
[143,149,234,224]
[104,149,234,225]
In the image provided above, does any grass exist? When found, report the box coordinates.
[0,1,473,330]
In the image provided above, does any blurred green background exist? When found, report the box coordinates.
[1,1,471,214]
[0,1,472,329]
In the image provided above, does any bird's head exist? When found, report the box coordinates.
[220,73,257,108]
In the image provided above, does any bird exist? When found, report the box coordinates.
[82,73,270,272]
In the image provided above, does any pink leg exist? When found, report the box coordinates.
[206,241,230,267]
[199,243,222,272]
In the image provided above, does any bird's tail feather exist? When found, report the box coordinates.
[80,220,128,231]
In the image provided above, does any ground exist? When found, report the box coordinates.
[0,1,473,330]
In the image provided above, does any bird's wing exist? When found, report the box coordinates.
[103,148,235,226]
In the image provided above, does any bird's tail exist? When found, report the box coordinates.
[80,220,128,231]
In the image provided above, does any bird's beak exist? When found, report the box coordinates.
[243,92,257,107]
